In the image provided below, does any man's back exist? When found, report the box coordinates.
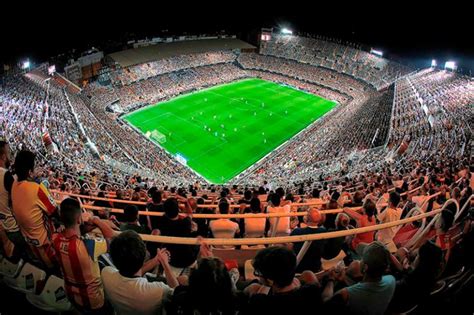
[291,226,327,272]
[0,167,17,233]
[11,180,56,246]
[346,275,396,315]
[101,266,173,315]
[267,205,291,236]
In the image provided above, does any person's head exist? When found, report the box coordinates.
[220,190,227,199]
[276,187,285,198]
[59,198,82,228]
[14,150,36,181]
[359,241,390,279]
[258,186,266,194]
[363,199,376,219]
[250,198,261,213]
[353,191,365,204]
[305,208,322,226]
[244,190,252,200]
[388,191,401,208]
[109,230,146,277]
[0,141,11,169]
[435,209,454,233]
[164,197,180,219]
[219,201,229,215]
[189,257,235,313]
[270,193,281,206]
[414,240,443,277]
[252,246,296,288]
[312,188,320,198]
[124,205,139,223]
[152,190,162,204]
[335,213,350,229]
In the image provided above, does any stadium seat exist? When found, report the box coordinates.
[26,275,73,312]
[0,257,24,278]
[2,262,46,294]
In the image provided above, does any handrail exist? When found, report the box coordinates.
[52,190,328,208]
[137,208,443,245]
[455,195,473,222]
[77,203,357,218]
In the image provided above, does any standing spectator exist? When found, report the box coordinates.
[376,192,403,246]
[11,150,58,269]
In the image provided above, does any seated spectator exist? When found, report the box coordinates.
[147,190,164,230]
[244,246,324,314]
[389,240,443,312]
[267,193,291,236]
[102,230,178,315]
[11,150,58,269]
[120,205,151,235]
[154,198,199,274]
[53,198,116,313]
[326,241,396,315]
[242,198,266,238]
[209,202,239,249]
[170,245,238,315]
[290,208,326,272]
[344,199,376,251]
[323,213,350,260]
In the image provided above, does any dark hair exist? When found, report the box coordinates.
[14,150,35,181]
[244,190,252,200]
[219,202,229,214]
[250,198,261,213]
[189,257,235,314]
[60,198,82,228]
[312,188,320,198]
[416,240,443,279]
[270,193,281,206]
[363,199,376,219]
[389,191,401,208]
[252,246,296,288]
[109,230,146,277]
[152,190,162,204]
[124,205,139,222]
[164,198,179,218]
[439,209,454,232]
[0,141,9,157]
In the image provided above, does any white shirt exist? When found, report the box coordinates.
[267,205,291,236]
[377,207,403,244]
[244,218,266,238]
[209,219,239,249]
[101,266,173,315]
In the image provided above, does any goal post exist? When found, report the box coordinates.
[146,129,166,144]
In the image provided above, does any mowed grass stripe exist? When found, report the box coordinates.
[123,78,337,183]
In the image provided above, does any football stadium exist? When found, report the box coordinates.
[0,13,473,315]
[123,78,337,183]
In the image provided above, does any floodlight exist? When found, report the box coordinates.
[22,60,30,69]
[444,61,457,70]
[281,28,293,35]
[370,49,383,57]
[431,59,437,67]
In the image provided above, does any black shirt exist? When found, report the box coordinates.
[154,216,198,268]
[291,226,327,272]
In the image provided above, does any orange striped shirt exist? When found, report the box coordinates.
[53,232,107,310]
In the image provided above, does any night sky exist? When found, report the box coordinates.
[1,3,472,73]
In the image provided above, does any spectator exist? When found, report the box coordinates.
[290,208,326,272]
[102,230,178,315]
[267,193,292,236]
[344,199,376,251]
[376,191,403,246]
[11,150,58,269]
[209,202,239,249]
[53,198,116,313]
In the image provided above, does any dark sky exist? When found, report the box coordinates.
[1,3,472,73]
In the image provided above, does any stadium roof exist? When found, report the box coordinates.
[108,38,256,68]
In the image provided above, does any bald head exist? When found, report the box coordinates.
[306,208,322,226]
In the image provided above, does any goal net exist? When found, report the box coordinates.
[146,130,166,144]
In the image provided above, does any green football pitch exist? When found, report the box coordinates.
[123,78,337,184]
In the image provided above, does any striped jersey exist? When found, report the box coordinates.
[53,232,107,310]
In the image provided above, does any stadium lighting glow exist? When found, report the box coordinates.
[431,59,437,67]
[281,28,293,35]
[22,60,30,69]
[444,61,457,70]
[370,49,383,57]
